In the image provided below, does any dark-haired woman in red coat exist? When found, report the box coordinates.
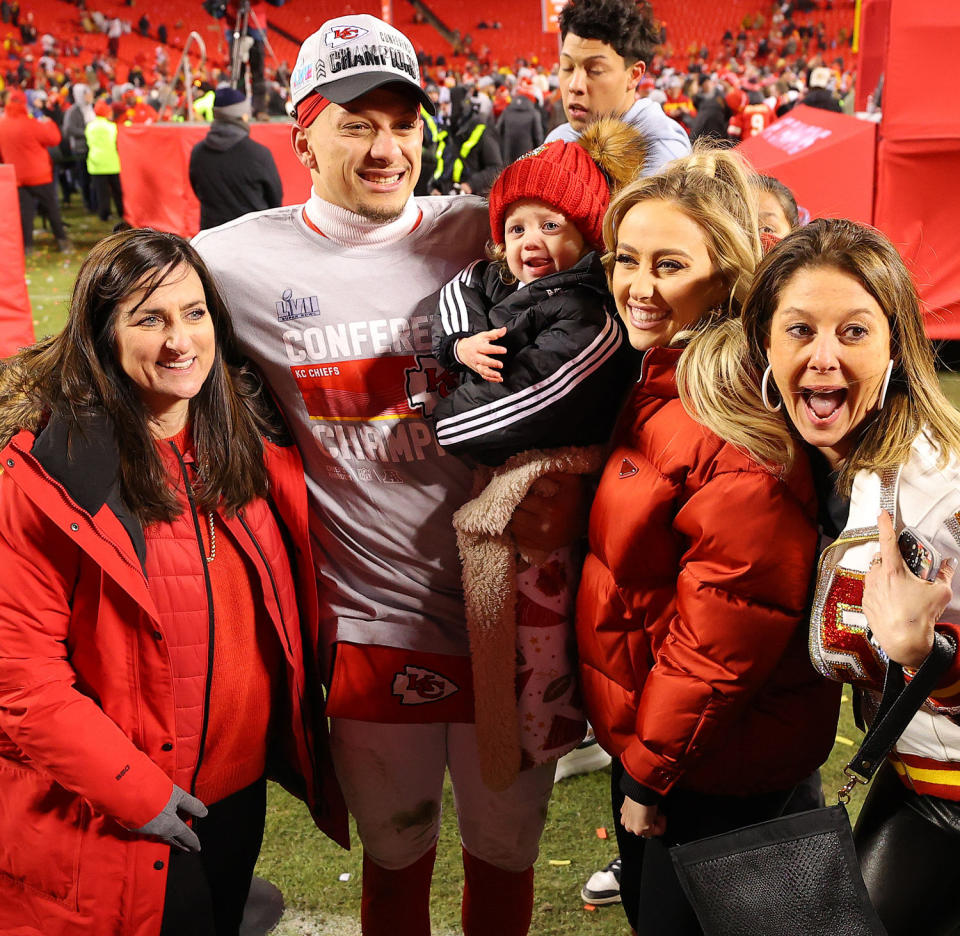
[0,228,346,936]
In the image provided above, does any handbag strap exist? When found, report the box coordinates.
[841,631,957,796]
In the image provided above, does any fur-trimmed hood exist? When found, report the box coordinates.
[0,391,45,452]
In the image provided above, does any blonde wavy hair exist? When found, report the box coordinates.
[681,218,960,490]
[602,142,764,325]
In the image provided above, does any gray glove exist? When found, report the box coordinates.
[135,784,208,853]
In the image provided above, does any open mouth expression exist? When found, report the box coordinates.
[765,265,891,467]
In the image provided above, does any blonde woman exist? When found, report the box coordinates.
[575,150,841,935]
[685,218,960,935]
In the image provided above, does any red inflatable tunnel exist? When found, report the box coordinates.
[873,0,960,336]
[737,105,877,225]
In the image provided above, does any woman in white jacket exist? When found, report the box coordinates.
[681,217,960,935]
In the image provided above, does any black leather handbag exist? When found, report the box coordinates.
[670,633,956,936]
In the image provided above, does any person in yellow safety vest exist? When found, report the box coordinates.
[85,99,123,221]
[416,104,440,196]
[434,100,502,196]
[193,88,216,122]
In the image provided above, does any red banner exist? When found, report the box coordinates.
[875,138,960,336]
[881,0,960,143]
[854,0,890,112]
[118,122,312,238]
[291,356,422,422]
[542,0,565,33]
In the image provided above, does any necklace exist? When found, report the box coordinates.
[204,511,216,563]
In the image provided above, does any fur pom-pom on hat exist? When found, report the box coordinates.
[577,117,650,194]
[488,118,648,252]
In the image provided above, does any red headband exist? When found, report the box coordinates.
[296,92,332,128]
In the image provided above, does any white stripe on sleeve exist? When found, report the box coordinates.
[435,314,623,447]
[438,260,482,336]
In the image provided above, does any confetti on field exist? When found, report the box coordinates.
[583,904,597,912]
[337,873,351,882]
[548,859,571,867]
[835,735,855,746]
[842,694,850,702]
[596,827,608,839]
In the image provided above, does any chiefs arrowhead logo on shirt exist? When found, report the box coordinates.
[392,665,460,705]
[405,353,459,417]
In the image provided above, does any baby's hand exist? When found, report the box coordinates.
[456,327,507,383]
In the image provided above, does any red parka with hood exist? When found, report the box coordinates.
[0,89,60,186]
[0,410,347,936]
[576,347,841,803]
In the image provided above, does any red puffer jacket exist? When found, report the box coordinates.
[0,413,347,936]
[576,347,840,800]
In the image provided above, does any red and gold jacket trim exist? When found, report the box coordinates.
[892,752,960,799]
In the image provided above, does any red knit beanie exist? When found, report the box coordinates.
[488,140,610,252]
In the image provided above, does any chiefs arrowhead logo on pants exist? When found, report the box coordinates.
[392,665,460,705]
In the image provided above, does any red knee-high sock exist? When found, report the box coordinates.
[461,846,535,936]
[361,846,436,936]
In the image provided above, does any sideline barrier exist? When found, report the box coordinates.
[0,165,36,357]
[118,121,312,238]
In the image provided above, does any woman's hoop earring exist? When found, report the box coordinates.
[761,365,782,412]
[878,359,894,410]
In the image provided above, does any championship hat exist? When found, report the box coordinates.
[290,14,433,118]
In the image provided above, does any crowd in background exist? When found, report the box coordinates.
[0,0,859,217]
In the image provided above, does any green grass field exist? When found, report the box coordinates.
[21,205,960,934]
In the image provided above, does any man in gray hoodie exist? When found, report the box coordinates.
[544,0,690,174]
[188,87,282,230]
[62,82,94,210]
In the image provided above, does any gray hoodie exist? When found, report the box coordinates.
[545,97,691,175]
[62,83,94,155]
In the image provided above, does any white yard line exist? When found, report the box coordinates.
[272,910,458,936]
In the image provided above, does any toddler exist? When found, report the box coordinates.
[430,120,646,791]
